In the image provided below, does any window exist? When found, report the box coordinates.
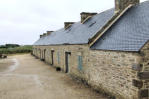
[89,21,96,27]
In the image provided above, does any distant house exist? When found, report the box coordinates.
[33,0,149,99]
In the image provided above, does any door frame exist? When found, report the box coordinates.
[43,49,46,61]
[51,50,54,65]
[39,49,41,59]
[65,52,71,73]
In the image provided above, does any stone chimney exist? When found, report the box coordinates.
[115,0,139,13]
[47,31,53,35]
[80,12,97,23]
[64,22,75,29]
[40,35,43,38]
[43,33,47,37]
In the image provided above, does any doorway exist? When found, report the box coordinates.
[39,49,41,59]
[43,49,46,61]
[65,52,71,73]
[51,50,54,65]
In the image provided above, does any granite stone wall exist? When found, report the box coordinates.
[87,50,141,99]
[138,41,149,99]
[32,45,89,78]
[32,44,149,99]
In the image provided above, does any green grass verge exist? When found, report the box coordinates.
[0,45,32,54]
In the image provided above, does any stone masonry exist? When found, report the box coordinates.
[32,42,149,99]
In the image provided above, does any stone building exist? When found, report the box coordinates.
[33,0,149,99]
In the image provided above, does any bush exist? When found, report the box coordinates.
[5,44,20,48]
[0,45,32,54]
[0,44,20,48]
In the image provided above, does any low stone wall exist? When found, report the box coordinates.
[32,45,146,99]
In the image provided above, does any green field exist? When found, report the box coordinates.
[0,45,32,54]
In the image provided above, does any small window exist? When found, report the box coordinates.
[89,21,96,27]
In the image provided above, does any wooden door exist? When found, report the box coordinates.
[65,52,71,73]
[51,50,54,65]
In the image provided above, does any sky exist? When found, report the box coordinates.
[0,0,147,45]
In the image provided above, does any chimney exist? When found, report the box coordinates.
[47,31,53,35]
[43,33,47,37]
[40,35,43,38]
[115,0,140,13]
[80,12,97,23]
[64,22,75,29]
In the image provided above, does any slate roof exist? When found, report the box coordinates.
[34,1,149,52]
[91,1,149,51]
[33,9,114,45]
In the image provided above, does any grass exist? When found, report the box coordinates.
[0,45,32,54]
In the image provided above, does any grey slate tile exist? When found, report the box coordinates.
[91,1,149,51]
[33,9,114,45]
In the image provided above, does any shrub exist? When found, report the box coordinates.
[0,45,32,54]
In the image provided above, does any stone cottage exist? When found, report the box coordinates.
[32,0,149,99]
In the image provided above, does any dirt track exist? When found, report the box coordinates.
[0,54,107,99]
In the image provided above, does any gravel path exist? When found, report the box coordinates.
[0,54,108,99]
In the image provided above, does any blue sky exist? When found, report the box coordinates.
[0,0,147,45]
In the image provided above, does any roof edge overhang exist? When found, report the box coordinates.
[33,43,88,46]
[90,48,140,53]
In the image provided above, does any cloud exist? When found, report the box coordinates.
[0,0,147,45]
